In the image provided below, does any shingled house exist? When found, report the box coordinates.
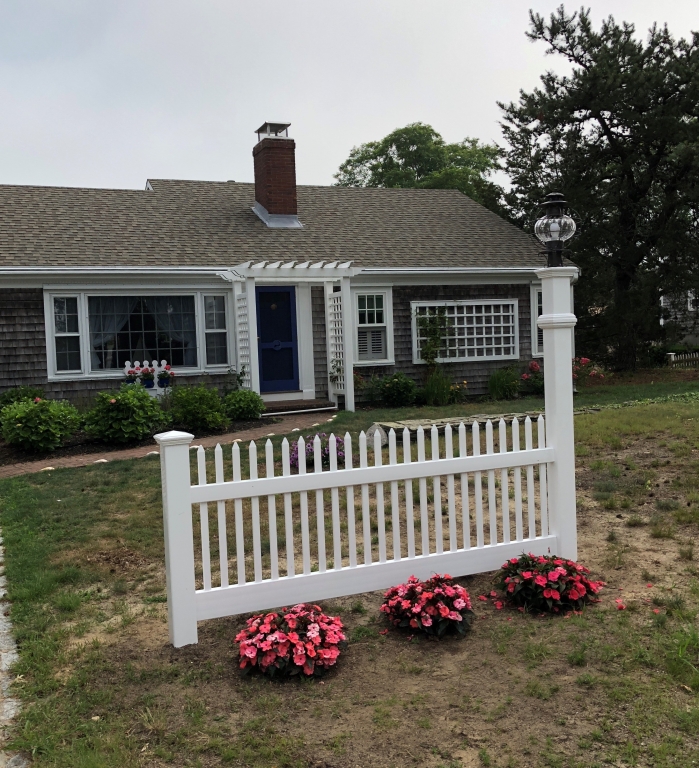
[0,122,558,412]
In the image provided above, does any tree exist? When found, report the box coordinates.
[500,7,699,368]
[334,123,505,214]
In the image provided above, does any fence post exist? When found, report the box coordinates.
[154,429,197,647]
[537,266,578,560]
[666,352,676,367]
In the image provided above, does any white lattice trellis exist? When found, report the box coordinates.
[236,292,252,389]
[327,291,344,394]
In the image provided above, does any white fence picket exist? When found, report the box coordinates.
[499,419,510,544]
[344,433,357,568]
[282,439,295,578]
[299,437,311,575]
[417,427,429,556]
[374,429,387,563]
[360,432,371,565]
[459,422,471,550]
[538,414,549,537]
[486,421,497,546]
[330,435,342,569]
[431,425,443,555]
[249,441,262,583]
[214,445,228,588]
[389,429,401,561]
[197,446,211,591]
[403,428,416,559]
[232,443,245,585]
[472,421,484,548]
[445,424,457,552]
[265,440,279,581]
[512,418,523,543]
[525,417,536,540]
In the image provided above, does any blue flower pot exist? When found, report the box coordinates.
[158,378,170,388]
[143,380,154,389]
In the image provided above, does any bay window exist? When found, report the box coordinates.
[45,291,230,378]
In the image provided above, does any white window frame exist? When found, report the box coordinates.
[203,293,230,367]
[43,289,233,381]
[410,299,520,365]
[352,288,394,366]
[531,285,544,357]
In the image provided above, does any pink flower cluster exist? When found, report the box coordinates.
[235,603,346,678]
[380,574,474,637]
[572,356,606,383]
[496,553,605,613]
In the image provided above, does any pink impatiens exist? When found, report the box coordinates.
[381,574,474,638]
[495,552,605,614]
[235,603,346,678]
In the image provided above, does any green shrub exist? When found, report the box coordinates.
[84,385,169,444]
[224,389,266,420]
[424,368,451,406]
[0,385,44,410]
[488,367,520,400]
[1,398,80,452]
[380,372,417,407]
[169,385,230,433]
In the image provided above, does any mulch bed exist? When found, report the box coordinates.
[0,417,282,467]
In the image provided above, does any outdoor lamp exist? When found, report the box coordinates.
[534,192,577,267]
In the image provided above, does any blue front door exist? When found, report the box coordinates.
[256,286,299,393]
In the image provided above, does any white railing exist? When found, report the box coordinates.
[667,351,699,369]
[156,417,558,647]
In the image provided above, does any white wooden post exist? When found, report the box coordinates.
[340,275,355,411]
[154,430,197,647]
[537,266,578,560]
[245,276,261,394]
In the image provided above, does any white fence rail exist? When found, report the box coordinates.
[156,417,559,647]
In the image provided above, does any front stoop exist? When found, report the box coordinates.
[264,399,336,416]
[0,536,27,768]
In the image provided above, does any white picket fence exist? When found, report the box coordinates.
[156,266,579,647]
[667,351,699,369]
[156,417,560,647]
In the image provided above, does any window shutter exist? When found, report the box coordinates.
[358,329,369,359]
[370,329,386,358]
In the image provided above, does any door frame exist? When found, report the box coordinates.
[255,285,300,393]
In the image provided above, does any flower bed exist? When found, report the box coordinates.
[290,433,345,470]
[381,574,474,637]
[495,553,604,613]
[235,603,346,677]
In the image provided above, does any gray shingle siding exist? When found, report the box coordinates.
[0,288,49,391]
[355,284,533,398]
[311,286,328,399]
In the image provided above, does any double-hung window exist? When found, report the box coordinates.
[204,295,228,365]
[357,293,388,361]
[53,297,82,372]
[46,291,230,377]
[412,300,519,363]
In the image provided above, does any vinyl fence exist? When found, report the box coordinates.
[157,418,559,647]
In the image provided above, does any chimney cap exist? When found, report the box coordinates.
[255,122,291,142]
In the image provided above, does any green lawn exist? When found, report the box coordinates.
[331,374,699,435]
[0,387,699,765]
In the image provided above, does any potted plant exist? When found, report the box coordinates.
[125,368,139,384]
[157,364,175,388]
[139,366,155,389]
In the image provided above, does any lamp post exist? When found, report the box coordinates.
[533,192,579,560]
[534,192,577,267]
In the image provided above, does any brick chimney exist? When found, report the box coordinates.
[251,122,302,229]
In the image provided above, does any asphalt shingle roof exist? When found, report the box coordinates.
[0,180,543,269]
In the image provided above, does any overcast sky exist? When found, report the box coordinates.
[0,0,696,190]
